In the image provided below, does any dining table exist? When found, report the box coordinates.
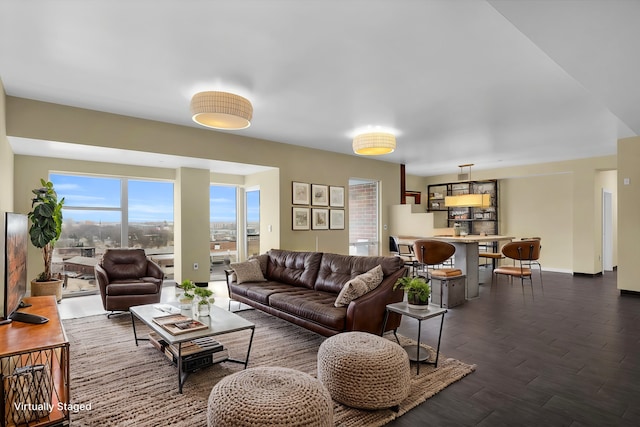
[398,235,515,299]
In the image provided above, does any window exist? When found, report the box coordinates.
[246,189,260,258]
[50,174,174,296]
[210,185,238,280]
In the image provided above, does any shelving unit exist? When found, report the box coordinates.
[427,179,499,242]
[1,297,70,427]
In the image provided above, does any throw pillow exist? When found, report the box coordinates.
[231,259,267,284]
[334,265,384,307]
[248,253,269,277]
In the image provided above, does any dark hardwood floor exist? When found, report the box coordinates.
[389,270,640,426]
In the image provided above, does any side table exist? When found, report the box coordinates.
[382,302,447,374]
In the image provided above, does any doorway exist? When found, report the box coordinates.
[602,189,613,272]
[348,179,379,256]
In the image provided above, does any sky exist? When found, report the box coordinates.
[50,174,258,224]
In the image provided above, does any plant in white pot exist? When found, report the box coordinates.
[394,276,431,309]
[192,287,215,317]
[27,179,65,302]
[178,279,195,309]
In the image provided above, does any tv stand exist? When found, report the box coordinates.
[9,310,49,324]
[0,296,70,427]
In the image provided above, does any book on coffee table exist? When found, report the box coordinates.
[152,314,208,335]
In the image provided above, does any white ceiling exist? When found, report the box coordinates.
[1,0,637,177]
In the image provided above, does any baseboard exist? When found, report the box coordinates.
[573,272,603,278]
[620,289,640,297]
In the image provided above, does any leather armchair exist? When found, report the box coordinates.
[95,248,164,316]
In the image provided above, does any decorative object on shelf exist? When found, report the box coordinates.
[292,181,310,205]
[329,210,345,230]
[312,208,329,230]
[352,131,396,155]
[292,207,310,230]
[178,280,195,309]
[192,287,214,317]
[311,184,328,206]
[28,179,65,302]
[190,91,253,130]
[329,186,345,207]
[394,276,431,310]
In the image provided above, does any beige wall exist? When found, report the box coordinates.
[617,136,640,292]
[412,156,617,274]
[244,168,280,255]
[6,97,401,280]
[0,79,12,311]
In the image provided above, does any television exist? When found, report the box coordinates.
[1,212,48,324]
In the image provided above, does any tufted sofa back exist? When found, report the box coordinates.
[100,248,149,281]
[266,249,323,289]
[314,253,404,293]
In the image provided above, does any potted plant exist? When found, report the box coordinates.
[27,179,65,302]
[394,276,431,309]
[192,286,215,317]
[178,280,196,309]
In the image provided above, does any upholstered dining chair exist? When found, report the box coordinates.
[95,248,164,317]
[412,239,465,306]
[492,240,538,294]
[520,237,543,285]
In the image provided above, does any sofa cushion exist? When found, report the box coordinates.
[231,259,267,284]
[269,289,346,331]
[266,249,323,289]
[315,253,404,294]
[334,265,383,307]
[230,281,301,305]
[101,249,149,281]
[106,281,159,296]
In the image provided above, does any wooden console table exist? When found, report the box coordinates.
[0,296,70,427]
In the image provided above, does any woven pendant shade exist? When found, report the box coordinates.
[352,132,396,155]
[190,91,253,130]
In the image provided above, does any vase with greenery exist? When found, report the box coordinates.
[27,179,65,301]
[192,286,215,317]
[178,280,196,309]
[394,276,431,309]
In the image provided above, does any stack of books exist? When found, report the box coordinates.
[149,332,229,372]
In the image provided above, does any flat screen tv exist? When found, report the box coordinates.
[2,212,48,324]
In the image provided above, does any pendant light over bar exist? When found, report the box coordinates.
[352,132,396,155]
[445,193,491,208]
[190,91,253,130]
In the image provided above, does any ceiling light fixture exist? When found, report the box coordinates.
[352,132,396,155]
[190,91,253,130]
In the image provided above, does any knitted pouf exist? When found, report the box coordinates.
[207,366,333,427]
[317,331,411,410]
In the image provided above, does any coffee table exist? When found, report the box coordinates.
[130,303,255,393]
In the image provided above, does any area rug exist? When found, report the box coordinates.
[63,309,475,426]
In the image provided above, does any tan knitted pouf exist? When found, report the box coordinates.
[317,331,411,410]
[207,366,333,427]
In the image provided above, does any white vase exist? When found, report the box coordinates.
[192,298,210,317]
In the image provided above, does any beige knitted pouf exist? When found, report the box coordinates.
[207,366,333,427]
[317,331,411,410]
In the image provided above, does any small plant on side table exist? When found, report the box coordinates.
[394,276,431,310]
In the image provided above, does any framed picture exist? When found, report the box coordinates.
[311,184,328,206]
[329,186,345,207]
[292,181,310,205]
[292,207,310,230]
[330,209,345,229]
[312,208,329,230]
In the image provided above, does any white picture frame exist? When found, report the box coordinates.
[311,184,329,206]
[292,207,310,230]
[330,209,345,230]
[312,208,329,230]
[329,186,345,207]
[292,181,310,205]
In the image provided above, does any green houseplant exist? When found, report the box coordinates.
[27,179,65,301]
[192,286,214,317]
[394,276,431,309]
[178,280,196,309]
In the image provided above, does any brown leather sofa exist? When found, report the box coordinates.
[226,249,407,337]
[95,248,164,316]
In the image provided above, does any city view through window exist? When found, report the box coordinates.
[48,174,258,296]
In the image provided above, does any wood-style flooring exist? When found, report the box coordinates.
[389,270,640,426]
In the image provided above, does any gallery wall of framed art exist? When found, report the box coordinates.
[291,181,345,230]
